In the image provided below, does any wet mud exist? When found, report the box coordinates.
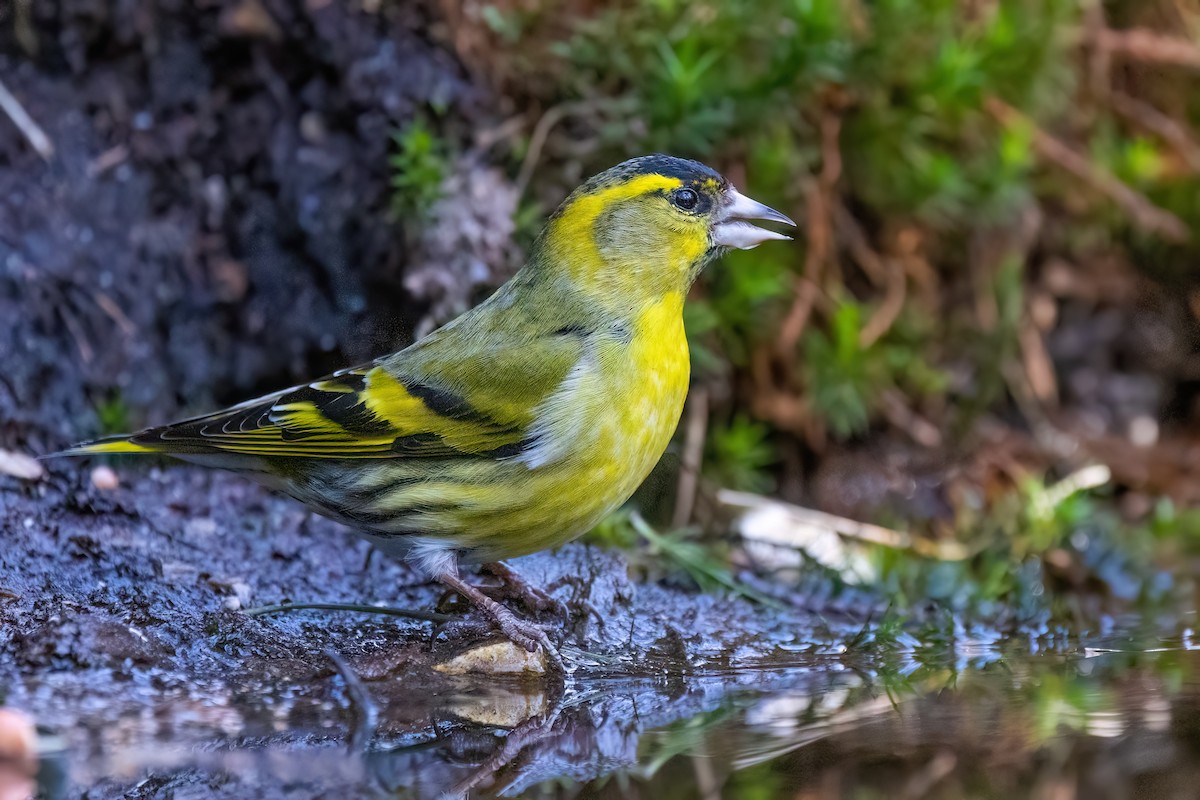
[1,465,845,797]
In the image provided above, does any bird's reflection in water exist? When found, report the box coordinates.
[362,670,835,798]
[39,642,1200,799]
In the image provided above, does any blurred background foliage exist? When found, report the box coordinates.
[428,0,1200,627]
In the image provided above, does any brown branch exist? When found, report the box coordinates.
[879,390,942,449]
[833,203,886,285]
[672,388,709,529]
[777,109,842,356]
[833,203,908,347]
[859,263,906,348]
[1109,91,1200,174]
[1094,27,1200,71]
[514,97,629,198]
[985,96,1189,243]
[1019,315,1059,407]
[1082,2,1111,102]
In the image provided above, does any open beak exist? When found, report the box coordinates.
[712,188,796,250]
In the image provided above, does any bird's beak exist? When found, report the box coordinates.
[712,188,796,250]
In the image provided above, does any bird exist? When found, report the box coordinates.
[53,154,795,667]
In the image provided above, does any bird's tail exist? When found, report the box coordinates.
[44,434,159,458]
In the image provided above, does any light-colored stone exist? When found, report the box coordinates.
[434,641,546,676]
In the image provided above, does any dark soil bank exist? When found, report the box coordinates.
[0,0,479,449]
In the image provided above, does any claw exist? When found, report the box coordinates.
[487,604,565,674]
[437,568,567,675]
[482,562,567,617]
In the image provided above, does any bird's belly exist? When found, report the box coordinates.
[444,296,690,560]
[326,295,691,564]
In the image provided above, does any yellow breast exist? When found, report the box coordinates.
[607,291,691,488]
[450,291,691,561]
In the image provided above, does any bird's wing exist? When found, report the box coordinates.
[66,325,584,460]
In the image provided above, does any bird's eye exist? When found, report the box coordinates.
[672,188,699,211]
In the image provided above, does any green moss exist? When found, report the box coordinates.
[389,119,449,221]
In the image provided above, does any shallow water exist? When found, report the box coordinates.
[28,627,1200,798]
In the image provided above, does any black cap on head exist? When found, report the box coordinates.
[583,154,727,193]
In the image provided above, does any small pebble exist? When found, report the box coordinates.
[0,450,44,481]
[230,581,253,607]
[300,111,327,144]
[0,709,36,800]
[90,465,120,491]
[185,518,218,538]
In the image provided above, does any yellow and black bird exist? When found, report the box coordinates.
[56,155,794,663]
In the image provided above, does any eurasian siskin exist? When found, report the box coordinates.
[56,154,795,665]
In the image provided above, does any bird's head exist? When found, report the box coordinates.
[533,154,795,306]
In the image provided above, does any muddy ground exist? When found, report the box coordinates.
[1,463,846,797]
[0,0,485,452]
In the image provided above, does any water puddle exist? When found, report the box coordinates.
[20,629,1200,798]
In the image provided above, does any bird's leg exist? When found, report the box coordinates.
[481,561,567,616]
[436,568,565,674]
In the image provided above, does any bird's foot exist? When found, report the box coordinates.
[482,561,567,617]
[438,570,566,675]
[488,606,565,673]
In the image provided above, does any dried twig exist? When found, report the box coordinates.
[879,390,942,449]
[514,97,629,198]
[1110,91,1200,174]
[719,489,968,560]
[777,109,842,356]
[244,601,453,623]
[86,145,130,179]
[985,97,1189,242]
[57,304,93,364]
[92,291,136,336]
[1082,1,1111,101]
[859,264,906,348]
[749,346,811,435]
[470,113,527,155]
[1019,316,1059,406]
[672,388,709,529]
[0,77,53,160]
[833,202,886,285]
[517,103,579,195]
[691,751,721,800]
[830,203,907,347]
[1094,27,1200,71]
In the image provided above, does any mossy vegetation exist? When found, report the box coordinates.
[431,0,1200,632]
